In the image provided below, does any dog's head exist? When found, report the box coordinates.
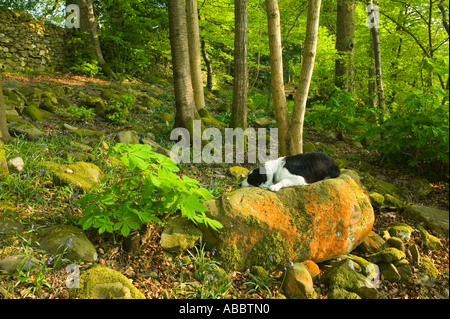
[240,167,267,187]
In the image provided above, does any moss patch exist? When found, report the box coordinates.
[72,265,145,299]
[246,232,294,271]
[217,244,242,272]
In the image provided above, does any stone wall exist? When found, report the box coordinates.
[0,9,69,72]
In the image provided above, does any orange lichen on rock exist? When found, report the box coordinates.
[201,170,374,271]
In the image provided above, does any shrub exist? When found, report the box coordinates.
[78,144,222,237]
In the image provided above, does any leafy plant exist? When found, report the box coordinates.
[106,93,135,124]
[366,88,449,168]
[59,105,95,122]
[77,143,223,237]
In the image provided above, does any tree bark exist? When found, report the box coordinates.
[186,0,206,111]
[368,0,386,111]
[168,0,197,130]
[201,39,213,90]
[230,0,248,130]
[77,0,117,80]
[335,0,356,92]
[288,0,322,155]
[0,74,12,143]
[265,0,289,156]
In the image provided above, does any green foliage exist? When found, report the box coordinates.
[78,144,222,237]
[172,242,232,299]
[106,93,135,124]
[69,60,101,78]
[307,87,381,132]
[59,105,95,122]
[367,88,449,168]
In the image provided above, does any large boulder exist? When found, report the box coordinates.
[200,170,374,271]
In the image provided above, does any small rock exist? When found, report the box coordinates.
[409,178,432,200]
[160,216,202,254]
[418,257,439,279]
[408,244,421,264]
[228,166,249,179]
[0,254,40,274]
[71,265,145,299]
[396,262,413,282]
[369,192,385,209]
[38,224,98,263]
[357,231,387,254]
[417,224,443,250]
[302,260,320,279]
[117,130,139,145]
[282,262,316,299]
[403,205,449,237]
[0,220,24,235]
[386,237,405,253]
[367,247,406,264]
[388,223,414,241]
[7,156,24,173]
[379,263,401,282]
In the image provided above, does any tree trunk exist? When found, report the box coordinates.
[230,0,248,130]
[186,0,206,111]
[368,0,386,111]
[201,39,213,90]
[0,74,12,143]
[265,0,289,156]
[335,0,356,92]
[76,0,117,80]
[288,0,322,155]
[168,0,197,130]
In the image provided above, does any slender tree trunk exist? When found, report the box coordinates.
[288,0,322,154]
[186,0,206,111]
[368,0,386,111]
[265,0,289,156]
[168,0,197,130]
[0,74,12,143]
[230,0,248,130]
[335,0,357,92]
[77,0,117,80]
[201,39,213,90]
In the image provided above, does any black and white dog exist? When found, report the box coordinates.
[241,152,340,192]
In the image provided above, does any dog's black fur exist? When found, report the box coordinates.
[243,152,340,189]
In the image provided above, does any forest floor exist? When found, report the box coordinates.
[0,72,448,300]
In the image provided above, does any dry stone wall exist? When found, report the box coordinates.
[0,9,69,72]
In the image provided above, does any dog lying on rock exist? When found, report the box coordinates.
[241,152,340,192]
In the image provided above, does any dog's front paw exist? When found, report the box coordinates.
[269,184,281,192]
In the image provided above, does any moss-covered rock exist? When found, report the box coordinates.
[409,178,432,200]
[404,205,449,238]
[200,170,374,271]
[38,224,97,263]
[388,223,414,241]
[71,265,145,299]
[369,192,385,209]
[227,166,249,179]
[282,262,316,299]
[0,149,9,180]
[418,257,439,279]
[159,216,202,254]
[6,116,45,139]
[417,224,443,250]
[322,260,383,299]
[23,104,48,122]
[78,93,107,116]
[367,247,406,264]
[43,161,103,192]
